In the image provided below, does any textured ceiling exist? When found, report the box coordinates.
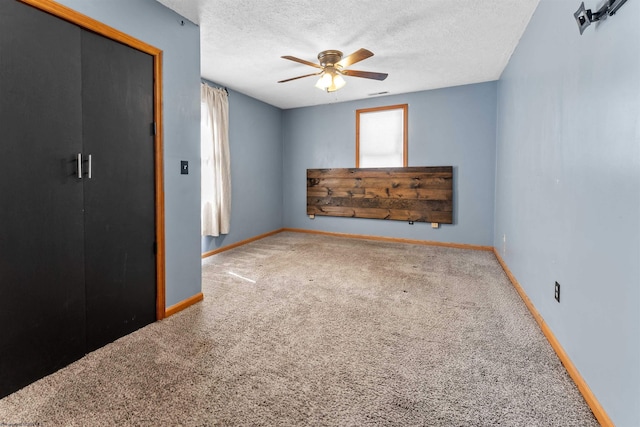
[155,0,540,109]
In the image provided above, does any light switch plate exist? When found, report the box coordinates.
[180,160,188,175]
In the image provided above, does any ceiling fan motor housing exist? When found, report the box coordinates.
[318,50,343,68]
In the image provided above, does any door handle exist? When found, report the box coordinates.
[87,154,92,179]
[77,153,82,179]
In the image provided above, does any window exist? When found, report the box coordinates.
[356,104,408,168]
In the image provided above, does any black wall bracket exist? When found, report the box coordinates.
[574,0,628,35]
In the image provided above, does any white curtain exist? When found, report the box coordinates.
[201,84,231,236]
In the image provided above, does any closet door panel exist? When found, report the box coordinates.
[81,31,156,351]
[0,1,85,397]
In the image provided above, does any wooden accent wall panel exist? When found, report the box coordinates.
[307,167,453,223]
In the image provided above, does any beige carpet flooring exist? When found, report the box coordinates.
[0,231,598,426]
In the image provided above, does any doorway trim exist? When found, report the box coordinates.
[20,0,167,320]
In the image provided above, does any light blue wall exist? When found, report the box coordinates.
[57,0,202,307]
[494,1,640,425]
[201,83,283,253]
[282,83,497,246]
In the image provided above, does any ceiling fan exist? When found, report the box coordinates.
[278,48,388,92]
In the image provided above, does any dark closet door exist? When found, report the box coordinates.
[81,31,157,351]
[0,1,86,397]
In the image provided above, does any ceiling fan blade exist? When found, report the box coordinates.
[278,72,322,83]
[337,48,374,68]
[281,55,323,69]
[341,69,388,81]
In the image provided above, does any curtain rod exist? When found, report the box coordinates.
[202,81,228,95]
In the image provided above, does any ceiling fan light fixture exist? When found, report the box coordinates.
[315,69,346,92]
[328,73,346,92]
[315,72,333,90]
